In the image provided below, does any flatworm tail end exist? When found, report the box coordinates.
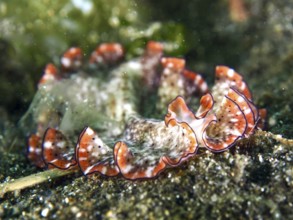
[42,128,77,169]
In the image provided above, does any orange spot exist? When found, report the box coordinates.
[161,57,185,70]
[146,41,163,53]
[63,47,83,60]
[216,66,242,81]
[90,43,124,65]
[61,47,83,71]
[98,43,123,54]
[182,69,197,81]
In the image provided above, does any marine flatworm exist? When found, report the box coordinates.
[20,41,266,180]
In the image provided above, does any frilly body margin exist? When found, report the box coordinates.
[25,41,265,180]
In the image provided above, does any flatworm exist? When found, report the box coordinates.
[20,41,266,180]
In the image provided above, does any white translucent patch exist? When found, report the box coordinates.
[87,144,93,152]
[65,163,71,168]
[232,130,242,136]
[123,103,134,113]
[155,136,162,143]
[86,127,94,136]
[244,108,251,114]
[61,57,71,67]
[84,165,94,174]
[236,111,242,115]
[78,148,86,153]
[240,82,246,91]
[177,79,184,87]
[200,83,208,92]
[167,62,174,68]
[100,148,108,154]
[92,150,103,159]
[50,159,58,163]
[43,74,55,81]
[194,75,201,84]
[127,61,141,70]
[29,147,36,152]
[78,157,88,161]
[57,141,66,149]
[122,164,133,173]
[101,166,108,174]
[145,167,154,177]
[93,137,105,148]
[69,47,78,53]
[44,141,53,149]
[237,96,244,103]
[169,150,180,158]
[230,118,239,123]
[227,69,235,78]
[222,143,228,148]
[163,68,171,75]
